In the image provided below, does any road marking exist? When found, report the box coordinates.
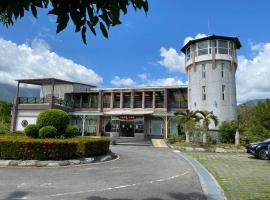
[14,197,28,200]
[48,171,189,197]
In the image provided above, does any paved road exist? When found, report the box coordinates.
[0,145,205,200]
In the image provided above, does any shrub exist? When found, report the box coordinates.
[219,121,237,143]
[36,109,69,135]
[13,130,25,135]
[64,125,80,138]
[25,124,39,138]
[0,135,111,160]
[76,137,111,157]
[167,135,183,144]
[0,123,10,134]
[39,126,57,138]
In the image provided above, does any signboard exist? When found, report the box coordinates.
[119,115,135,120]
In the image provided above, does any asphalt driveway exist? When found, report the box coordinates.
[0,145,205,200]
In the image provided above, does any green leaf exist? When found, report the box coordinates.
[100,22,108,39]
[56,14,69,33]
[31,5,37,18]
[81,26,87,44]
[87,21,96,36]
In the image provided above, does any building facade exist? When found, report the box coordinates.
[11,35,241,138]
[181,35,241,128]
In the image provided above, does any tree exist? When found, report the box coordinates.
[196,111,219,143]
[0,100,12,124]
[175,110,200,143]
[0,0,148,44]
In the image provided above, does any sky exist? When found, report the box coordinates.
[0,0,270,103]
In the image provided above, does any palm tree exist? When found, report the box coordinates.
[175,110,200,143]
[195,111,219,143]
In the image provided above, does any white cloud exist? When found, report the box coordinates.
[236,43,270,103]
[110,76,136,87]
[183,33,208,46]
[138,73,147,81]
[158,47,185,72]
[142,77,186,86]
[0,38,102,86]
[110,75,186,88]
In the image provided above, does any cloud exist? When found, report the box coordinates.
[0,38,102,86]
[110,76,136,87]
[138,73,147,81]
[183,33,208,46]
[110,75,186,88]
[158,47,185,72]
[142,77,186,86]
[236,42,270,103]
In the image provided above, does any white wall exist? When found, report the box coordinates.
[15,110,43,131]
[41,84,74,99]
[188,60,237,129]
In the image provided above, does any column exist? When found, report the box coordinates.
[110,92,114,109]
[98,90,103,112]
[130,90,134,109]
[164,89,168,111]
[10,81,20,132]
[79,93,82,108]
[153,91,156,109]
[142,91,145,109]
[96,116,101,136]
[120,92,123,109]
[50,79,55,108]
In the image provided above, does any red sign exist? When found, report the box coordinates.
[119,115,135,120]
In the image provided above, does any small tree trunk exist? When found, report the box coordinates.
[235,129,240,145]
[203,133,207,144]
[185,132,190,143]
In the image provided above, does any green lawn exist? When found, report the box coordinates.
[185,152,270,200]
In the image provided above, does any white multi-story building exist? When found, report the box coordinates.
[181,35,241,129]
[11,35,241,136]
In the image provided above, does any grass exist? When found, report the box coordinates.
[185,152,270,200]
[170,141,245,149]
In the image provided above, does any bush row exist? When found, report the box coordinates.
[0,136,110,160]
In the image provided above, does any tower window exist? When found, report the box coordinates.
[221,63,224,78]
[202,64,206,78]
[218,40,229,54]
[222,85,225,100]
[197,41,208,56]
[202,86,206,100]
[186,47,191,61]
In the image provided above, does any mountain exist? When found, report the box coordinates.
[0,83,40,102]
[239,99,267,108]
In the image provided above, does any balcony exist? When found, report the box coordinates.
[17,97,73,109]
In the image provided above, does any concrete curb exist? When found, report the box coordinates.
[173,151,226,200]
[0,152,118,168]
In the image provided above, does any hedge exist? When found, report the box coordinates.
[0,136,110,160]
[36,109,69,135]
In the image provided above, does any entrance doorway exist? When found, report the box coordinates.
[120,121,134,137]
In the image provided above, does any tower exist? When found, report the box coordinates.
[181,35,241,129]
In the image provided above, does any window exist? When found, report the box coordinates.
[221,63,224,78]
[222,85,225,100]
[202,64,206,78]
[218,40,229,54]
[202,86,206,100]
[186,47,191,61]
[197,41,208,56]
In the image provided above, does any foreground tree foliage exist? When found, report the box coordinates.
[0,0,148,44]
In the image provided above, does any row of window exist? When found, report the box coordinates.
[189,63,226,80]
[186,40,235,60]
[201,85,226,101]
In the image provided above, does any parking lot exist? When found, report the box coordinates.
[185,152,270,200]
